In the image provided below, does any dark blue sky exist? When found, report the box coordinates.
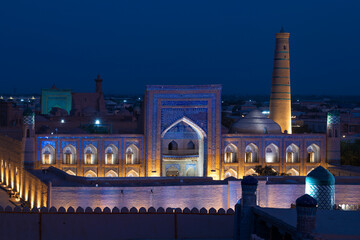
[1,0,359,95]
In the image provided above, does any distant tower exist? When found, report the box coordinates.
[95,74,103,93]
[22,108,35,168]
[326,110,341,165]
[269,27,292,134]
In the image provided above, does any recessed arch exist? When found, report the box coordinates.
[224,168,237,179]
[66,170,76,176]
[161,117,206,177]
[168,140,178,150]
[245,143,259,163]
[126,170,139,177]
[224,143,237,163]
[286,168,299,176]
[307,144,320,163]
[161,116,206,139]
[126,144,139,164]
[166,166,180,177]
[84,144,97,165]
[63,144,77,164]
[244,168,258,176]
[265,143,279,163]
[105,170,118,177]
[286,144,299,163]
[105,144,118,164]
[185,167,195,176]
[84,170,97,177]
[42,144,55,164]
[187,141,195,150]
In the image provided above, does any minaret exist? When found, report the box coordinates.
[269,27,292,134]
[22,108,35,168]
[95,74,103,93]
[326,110,341,165]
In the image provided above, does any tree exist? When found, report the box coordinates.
[254,165,277,176]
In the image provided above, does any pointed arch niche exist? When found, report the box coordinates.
[286,144,299,163]
[84,170,97,177]
[265,143,279,163]
[105,170,118,177]
[224,168,237,179]
[224,144,237,163]
[42,144,55,164]
[125,144,139,164]
[245,143,258,163]
[63,144,76,164]
[161,117,206,177]
[84,144,97,165]
[105,144,118,164]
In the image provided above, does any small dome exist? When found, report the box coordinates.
[296,194,317,207]
[241,175,258,186]
[306,166,335,185]
[229,109,281,134]
[23,108,34,116]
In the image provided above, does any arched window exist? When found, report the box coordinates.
[187,141,195,150]
[286,144,299,163]
[63,145,76,164]
[26,129,30,138]
[245,143,258,163]
[42,144,55,164]
[307,144,320,163]
[328,129,332,137]
[335,129,338,138]
[84,144,97,165]
[265,143,279,163]
[105,145,118,164]
[168,141,178,150]
[224,144,237,163]
[126,144,139,164]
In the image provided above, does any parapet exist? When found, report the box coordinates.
[0,205,235,214]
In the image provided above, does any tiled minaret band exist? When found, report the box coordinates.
[269,27,292,134]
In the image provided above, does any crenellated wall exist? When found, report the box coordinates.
[0,205,234,240]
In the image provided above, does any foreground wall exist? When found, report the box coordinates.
[0,206,234,240]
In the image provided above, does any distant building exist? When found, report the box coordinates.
[40,75,106,116]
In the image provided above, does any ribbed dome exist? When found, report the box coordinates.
[306,166,335,185]
[229,109,282,134]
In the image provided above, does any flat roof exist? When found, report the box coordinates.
[255,207,360,239]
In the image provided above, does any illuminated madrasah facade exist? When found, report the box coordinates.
[29,29,340,180]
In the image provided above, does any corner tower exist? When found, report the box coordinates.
[269,27,292,134]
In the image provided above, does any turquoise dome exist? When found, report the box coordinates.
[306,166,335,185]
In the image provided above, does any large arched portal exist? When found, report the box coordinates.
[161,117,206,177]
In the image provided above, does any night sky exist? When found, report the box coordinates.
[1,1,359,95]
